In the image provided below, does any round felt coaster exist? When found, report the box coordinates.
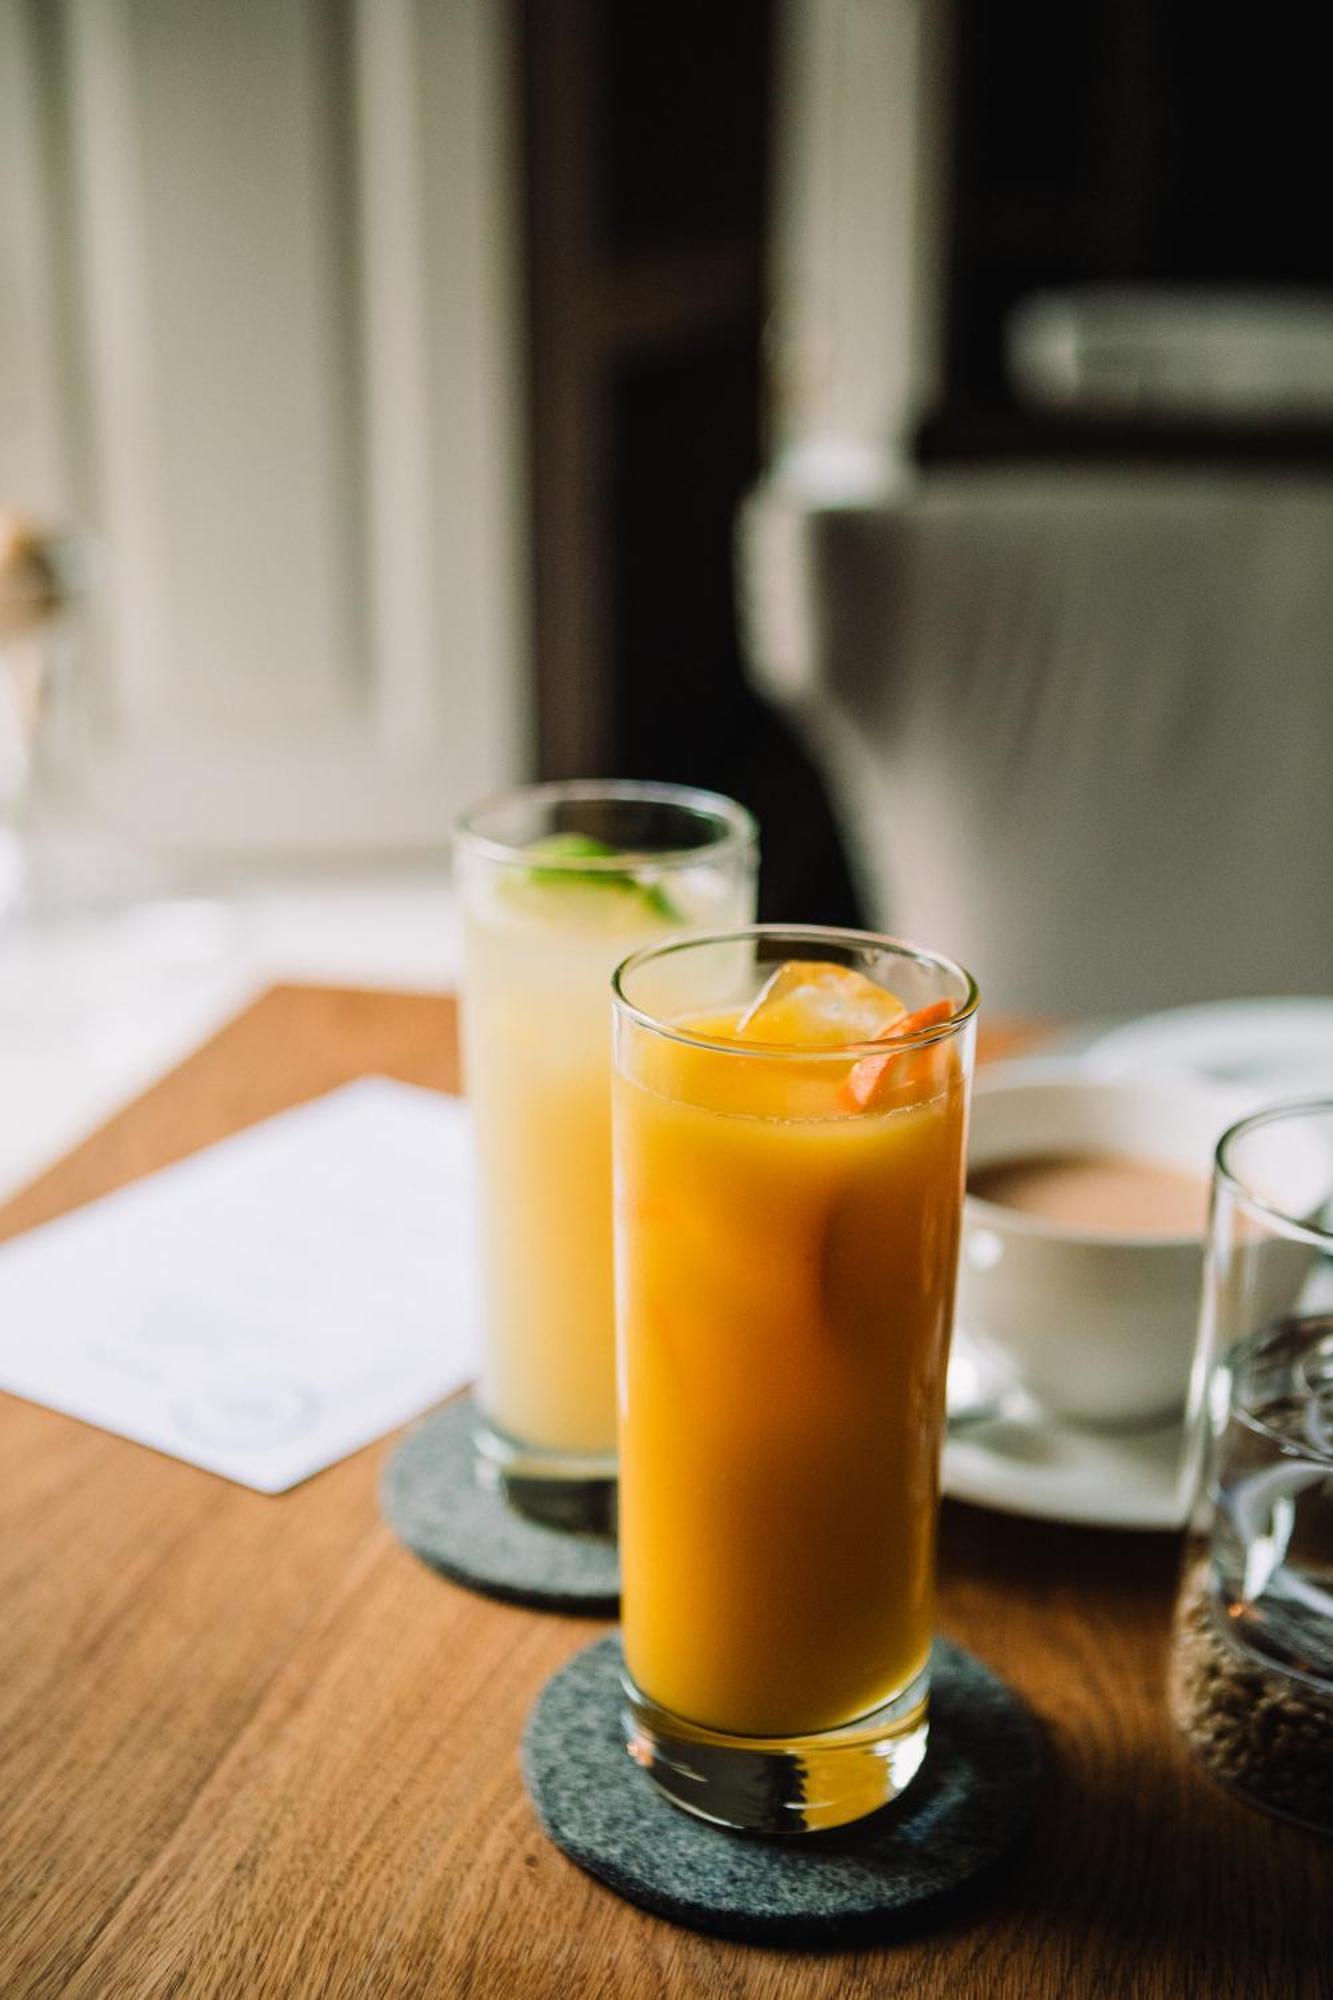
[522,1634,1042,1945]
[381,1397,619,1615]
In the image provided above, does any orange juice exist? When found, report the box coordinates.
[614,983,970,1742]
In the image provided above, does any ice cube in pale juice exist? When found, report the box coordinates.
[614,971,968,1736]
[460,855,751,1458]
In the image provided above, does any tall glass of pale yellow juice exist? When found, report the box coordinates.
[454,782,757,1525]
[612,926,977,1830]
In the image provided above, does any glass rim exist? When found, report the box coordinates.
[1214,1095,1333,1250]
[453,778,758,872]
[612,922,979,1061]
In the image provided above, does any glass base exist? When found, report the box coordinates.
[1170,1545,1333,1835]
[472,1415,617,1536]
[621,1661,931,1834]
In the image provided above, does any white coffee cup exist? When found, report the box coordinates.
[957,1063,1260,1427]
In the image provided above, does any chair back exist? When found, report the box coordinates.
[740,467,1333,1013]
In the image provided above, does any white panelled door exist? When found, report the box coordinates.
[0,0,527,851]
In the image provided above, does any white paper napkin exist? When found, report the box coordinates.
[0,1077,481,1491]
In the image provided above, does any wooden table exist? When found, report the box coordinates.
[1,986,1327,1999]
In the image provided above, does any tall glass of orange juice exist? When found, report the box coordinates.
[612,926,977,1830]
[454,782,757,1528]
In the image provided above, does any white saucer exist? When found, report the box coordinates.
[943,1342,1187,1530]
[1083,997,1333,1099]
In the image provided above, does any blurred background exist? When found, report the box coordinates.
[3,0,1332,1190]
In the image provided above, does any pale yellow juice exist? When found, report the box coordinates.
[460,855,753,1460]
[615,1005,968,1737]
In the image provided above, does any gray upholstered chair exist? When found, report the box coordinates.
[740,467,1333,1014]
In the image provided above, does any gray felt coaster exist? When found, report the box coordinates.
[380,1396,619,1614]
[522,1634,1042,1945]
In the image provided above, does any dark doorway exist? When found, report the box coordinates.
[519,0,864,926]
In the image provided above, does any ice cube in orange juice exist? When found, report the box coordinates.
[614,963,969,1739]
[736,959,906,1044]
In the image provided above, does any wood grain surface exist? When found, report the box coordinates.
[0,986,1328,1999]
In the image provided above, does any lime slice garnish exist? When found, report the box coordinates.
[526,833,620,864]
[518,832,680,922]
